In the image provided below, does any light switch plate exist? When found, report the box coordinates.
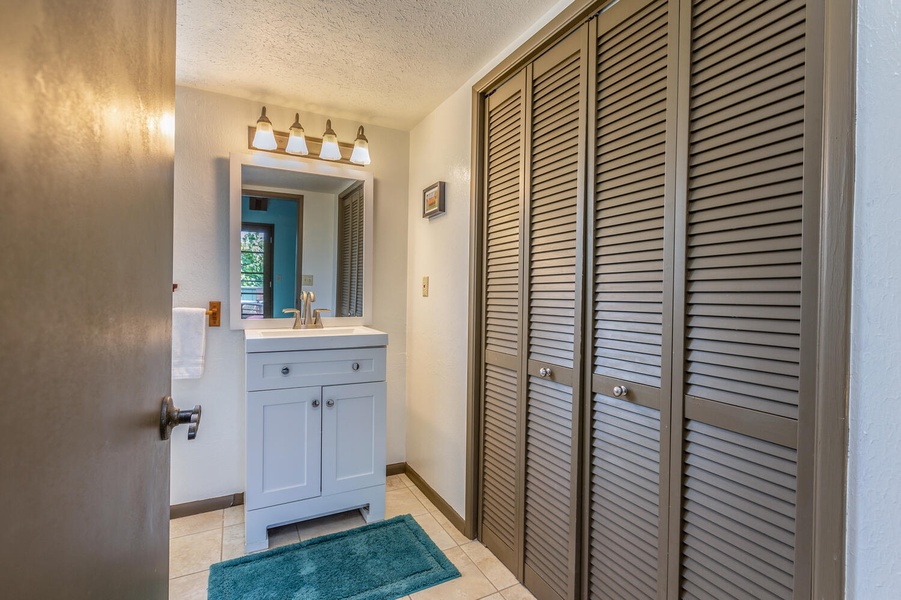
[302,274,314,286]
[422,276,429,297]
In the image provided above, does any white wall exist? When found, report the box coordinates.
[405,0,574,515]
[846,0,901,596]
[301,191,338,313]
[171,86,409,505]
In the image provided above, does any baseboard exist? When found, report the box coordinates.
[170,492,244,520]
[386,462,406,476]
[404,465,467,536]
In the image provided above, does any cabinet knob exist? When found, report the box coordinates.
[326,399,335,408]
[613,385,628,398]
[352,362,360,371]
[539,367,552,378]
[281,366,290,376]
[312,399,320,408]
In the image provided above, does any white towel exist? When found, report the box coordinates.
[172,307,207,379]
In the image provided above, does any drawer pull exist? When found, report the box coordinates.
[312,399,320,408]
[352,362,360,371]
[326,399,335,408]
[281,366,290,376]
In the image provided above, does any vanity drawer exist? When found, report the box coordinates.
[246,347,386,391]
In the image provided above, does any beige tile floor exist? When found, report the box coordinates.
[169,473,536,600]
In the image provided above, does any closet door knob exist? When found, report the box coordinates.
[312,399,320,408]
[539,367,552,378]
[613,385,628,398]
[281,366,290,375]
[326,399,335,408]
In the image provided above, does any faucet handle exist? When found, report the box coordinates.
[283,308,300,315]
[313,309,330,326]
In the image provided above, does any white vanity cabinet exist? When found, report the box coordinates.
[243,336,387,553]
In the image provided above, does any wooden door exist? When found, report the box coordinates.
[246,387,323,509]
[478,26,588,600]
[321,382,386,495]
[585,0,678,597]
[479,69,527,571]
[522,29,588,600]
[0,1,176,597]
[666,0,824,596]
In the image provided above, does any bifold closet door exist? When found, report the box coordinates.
[666,0,824,597]
[585,0,677,598]
[522,29,587,600]
[479,70,526,573]
[478,27,588,600]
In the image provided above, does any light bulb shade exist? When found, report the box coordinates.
[319,119,342,161]
[252,106,277,151]
[285,113,309,155]
[350,126,371,165]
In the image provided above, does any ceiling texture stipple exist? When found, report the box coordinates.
[176,0,564,131]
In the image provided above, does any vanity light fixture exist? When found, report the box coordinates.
[285,113,309,155]
[251,106,278,151]
[350,126,371,166]
[248,108,372,164]
[319,120,342,161]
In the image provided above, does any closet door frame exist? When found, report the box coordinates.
[465,1,854,597]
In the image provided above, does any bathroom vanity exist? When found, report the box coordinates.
[243,327,388,552]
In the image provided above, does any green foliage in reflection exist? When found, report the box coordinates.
[241,231,265,288]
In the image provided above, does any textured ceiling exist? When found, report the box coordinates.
[176,0,563,130]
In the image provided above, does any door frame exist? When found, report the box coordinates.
[464,0,855,596]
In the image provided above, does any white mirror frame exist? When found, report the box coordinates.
[229,152,374,330]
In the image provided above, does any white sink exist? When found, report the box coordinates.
[245,326,388,352]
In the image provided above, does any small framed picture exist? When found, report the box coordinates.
[422,181,446,219]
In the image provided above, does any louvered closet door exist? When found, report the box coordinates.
[668,0,821,596]
[479,71,526,573]
[587,0,677,598]
[337,184,364,317]
[523,29,587,600]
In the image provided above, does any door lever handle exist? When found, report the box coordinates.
[160,396,202,441]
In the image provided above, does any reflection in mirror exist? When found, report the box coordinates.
[239,192,301,318]
[229,153,373,330]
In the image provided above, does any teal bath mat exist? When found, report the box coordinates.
[208,514,460,600]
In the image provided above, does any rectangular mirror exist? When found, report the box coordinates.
[229,152,373,330]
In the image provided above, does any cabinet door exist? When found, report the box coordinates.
[246,387,322,510]
[321,382,386,496]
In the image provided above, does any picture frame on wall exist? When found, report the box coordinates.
[422,181,446,219]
